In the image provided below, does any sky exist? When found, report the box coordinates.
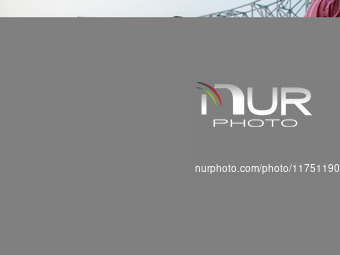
[0,0,255,17]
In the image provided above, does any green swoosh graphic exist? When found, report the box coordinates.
[196,87,217,106]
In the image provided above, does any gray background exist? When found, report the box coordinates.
[0,19,339,254]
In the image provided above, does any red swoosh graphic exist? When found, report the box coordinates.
[197,82,223,106]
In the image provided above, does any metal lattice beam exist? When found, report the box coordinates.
[200,0,312,17]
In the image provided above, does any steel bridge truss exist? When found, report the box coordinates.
[200,0,312,17]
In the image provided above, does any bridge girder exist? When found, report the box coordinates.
[200,0,312,17]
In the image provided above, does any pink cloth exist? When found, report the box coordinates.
[305,0,340,17]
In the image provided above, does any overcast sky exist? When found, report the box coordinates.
[0,0,255,17]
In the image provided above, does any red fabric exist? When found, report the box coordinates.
[305,0,340,17]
